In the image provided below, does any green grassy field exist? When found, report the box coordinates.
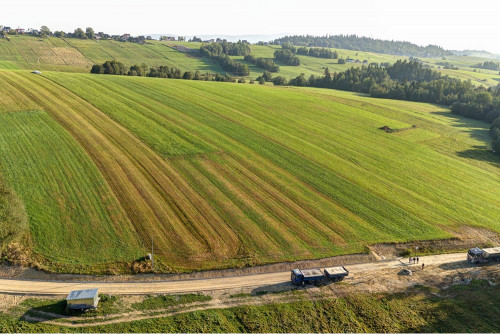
[2,35,499,86]
[0,69,498,272]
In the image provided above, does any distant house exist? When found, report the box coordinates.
[3,26,11,32]
[346,58,355,63]
[121,34,131,41]
[202,39,215,43]
[16,28,25,34]
[66,289,99,310]
[165,36,175,41]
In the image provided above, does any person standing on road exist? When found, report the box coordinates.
[422,263,425,270]
[409,257,412,263]
[417,257,419,264]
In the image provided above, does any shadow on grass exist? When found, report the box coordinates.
[430,110,500,165]
[251,279,340,296]
[21,295,120,323]
[456,145,500,165]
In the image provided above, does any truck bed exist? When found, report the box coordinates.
[301,269,324,280]
[324,266,348,278]
[484,247,500,257]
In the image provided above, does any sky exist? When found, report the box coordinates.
[2,0,500,53]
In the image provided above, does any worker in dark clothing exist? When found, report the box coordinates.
[422,263,425,270]
[417,257,419,264]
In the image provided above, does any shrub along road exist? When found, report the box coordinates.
[0,252,467,295]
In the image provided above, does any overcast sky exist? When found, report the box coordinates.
[2,0,499,53]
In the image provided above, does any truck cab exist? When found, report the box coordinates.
[468,247,485,264]
[468,247,500,264]
[291,269,303,285]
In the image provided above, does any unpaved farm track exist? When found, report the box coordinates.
[0,253,466,296]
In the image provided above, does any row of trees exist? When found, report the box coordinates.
[243,55,280,72]
[274,49,300,66]
[90,60,249,82]
[472,61,500,71]
[272,35,451,57]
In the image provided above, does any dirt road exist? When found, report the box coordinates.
[0,253,466,296]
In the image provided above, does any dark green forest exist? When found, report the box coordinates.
[272,35,451,57]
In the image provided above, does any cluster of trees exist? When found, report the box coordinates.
[435,61,458,70]
[472,61,500,71]
[272,35,451,57]
[274,49,300,66]
[243,55,280,72]
[297,47,339,59]
[255,71,287,85]
[199,42,251,75]
[90,60,128,75]
[199,41,250,57]
[386,60,442,82]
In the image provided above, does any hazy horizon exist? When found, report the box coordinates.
[2,0,499,54]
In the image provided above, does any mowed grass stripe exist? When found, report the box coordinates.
[0,110,143,264]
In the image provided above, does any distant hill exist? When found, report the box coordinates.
[272,35,452,58]
[451,49,500,59]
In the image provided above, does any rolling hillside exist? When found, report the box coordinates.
[0,69,498,273]
[1,35,499,87]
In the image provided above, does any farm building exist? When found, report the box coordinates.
[66,288,99,310]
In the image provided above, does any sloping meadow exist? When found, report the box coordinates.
[0,70,498,272]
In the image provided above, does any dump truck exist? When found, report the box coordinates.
[291,266,349,285]
[467,247,500,264]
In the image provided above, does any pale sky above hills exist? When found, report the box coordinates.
[2,0,499,53]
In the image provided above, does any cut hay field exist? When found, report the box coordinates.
[0,70,499,273]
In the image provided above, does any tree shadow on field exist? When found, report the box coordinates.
[431,110,500,166]
[251,280,336,296]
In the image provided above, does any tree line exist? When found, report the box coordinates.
[472,61,500,71]
[199,42,250,76]
[297,46,339,59]
[90,60,249,83]
[272,35,451,57]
